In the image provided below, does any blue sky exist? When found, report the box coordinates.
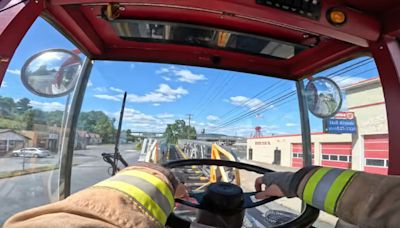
[0,17,380,137]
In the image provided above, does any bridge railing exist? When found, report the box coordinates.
[177,139,241,186]
[139,138,159,163]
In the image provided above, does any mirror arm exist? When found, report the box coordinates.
[58,58,93,200]
[296,80,313,167]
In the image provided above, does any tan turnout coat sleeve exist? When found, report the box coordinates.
[4,163,178,228]
[297,169,400,228]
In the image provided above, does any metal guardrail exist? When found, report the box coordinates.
[177,139,241,186]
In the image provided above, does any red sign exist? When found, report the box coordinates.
[333,112,355,120]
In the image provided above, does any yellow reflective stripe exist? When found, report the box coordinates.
[95,180,168,224]
[119,170,174,209]
[324,170,357,214]
[303,167,332,205]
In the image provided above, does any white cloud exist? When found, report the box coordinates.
[94,84,188,104]
[110,86,124,93]
[122,108,157,123]
[126,84,188,103]
[157,113,174,119]
[162,76,171,81]
[6,69,20,76]
[157,66,206,83]
[93,94,121,101]
[30,100,65,111]
[156,84,188,95]
[229,96,267,110]
[1,81,7,88]
[93,87,108,92]
[285,123,299,127]
[87,80,93,87]
[110,108,178,132]
[206,115,219,121]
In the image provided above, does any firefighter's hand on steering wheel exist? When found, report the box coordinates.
[254,178,285,199]
[255,172,298,199]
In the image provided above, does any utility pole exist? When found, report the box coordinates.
[186,114,193,126]
[186,114,193,139]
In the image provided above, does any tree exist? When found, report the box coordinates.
[15,98,32,114]
[0,96,16,117]
[22,110,35,130]
[78,111,116,143]
[47,110,63,127]
[163,120,197,144]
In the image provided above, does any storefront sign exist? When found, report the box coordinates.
[324,112,357,134]
[48,133,59,139]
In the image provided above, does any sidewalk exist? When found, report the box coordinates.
[240,160,338,227]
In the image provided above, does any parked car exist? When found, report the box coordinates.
[12,148,51,158]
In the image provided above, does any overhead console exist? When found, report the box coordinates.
[256,0,321,20]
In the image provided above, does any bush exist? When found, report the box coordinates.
[135,142,142,150]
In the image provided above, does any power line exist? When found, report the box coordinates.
[210,57,375,132]
[212,90,296,130]
[195,76,234,117]
[191,75,228,116]
[219,80,286,120]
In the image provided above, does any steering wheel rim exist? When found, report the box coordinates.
[163,159,320,228]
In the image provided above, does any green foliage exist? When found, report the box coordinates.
[15,98,32,115]
[22,110,35,130]
[126,129,138,142]
[135,142,142,150]
[0,117,26,129]
[47,111,64,127]
[78,111,116,143]
[0,96,117,144]
[163,119,196,144]
[0,96,16,117]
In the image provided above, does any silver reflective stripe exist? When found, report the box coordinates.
[110,175,172,215]
[312,168,344,210]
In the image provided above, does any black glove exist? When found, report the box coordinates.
[261,166,318,198]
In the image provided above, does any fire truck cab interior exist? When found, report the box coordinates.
[1,0,400,227]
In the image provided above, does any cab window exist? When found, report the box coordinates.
[0,17,85,224]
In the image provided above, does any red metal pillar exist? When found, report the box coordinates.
[0,0,44,85]
[370,36,400,175]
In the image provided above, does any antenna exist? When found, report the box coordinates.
[112,92,128,175]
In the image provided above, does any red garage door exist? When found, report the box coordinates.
[321,143,352,168]
[292,143,314,168]
[364,134,388,175]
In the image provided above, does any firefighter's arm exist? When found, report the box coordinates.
[256,167,400,227]
[4,163,179,228]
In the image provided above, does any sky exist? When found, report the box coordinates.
[0,18,380,137]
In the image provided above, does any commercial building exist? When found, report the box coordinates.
[0,129,30,154]
[247,77,389,175]
[20,124,102,152]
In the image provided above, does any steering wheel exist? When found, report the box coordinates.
[163,159,319,228]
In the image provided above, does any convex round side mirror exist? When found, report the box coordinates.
[21,49,82,97]
[305,77,342,118]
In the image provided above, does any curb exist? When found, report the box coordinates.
[0,165,58,179]
[0,162,82,179]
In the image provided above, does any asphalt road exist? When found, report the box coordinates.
[0,144,140,225]
[0,144,334,227]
